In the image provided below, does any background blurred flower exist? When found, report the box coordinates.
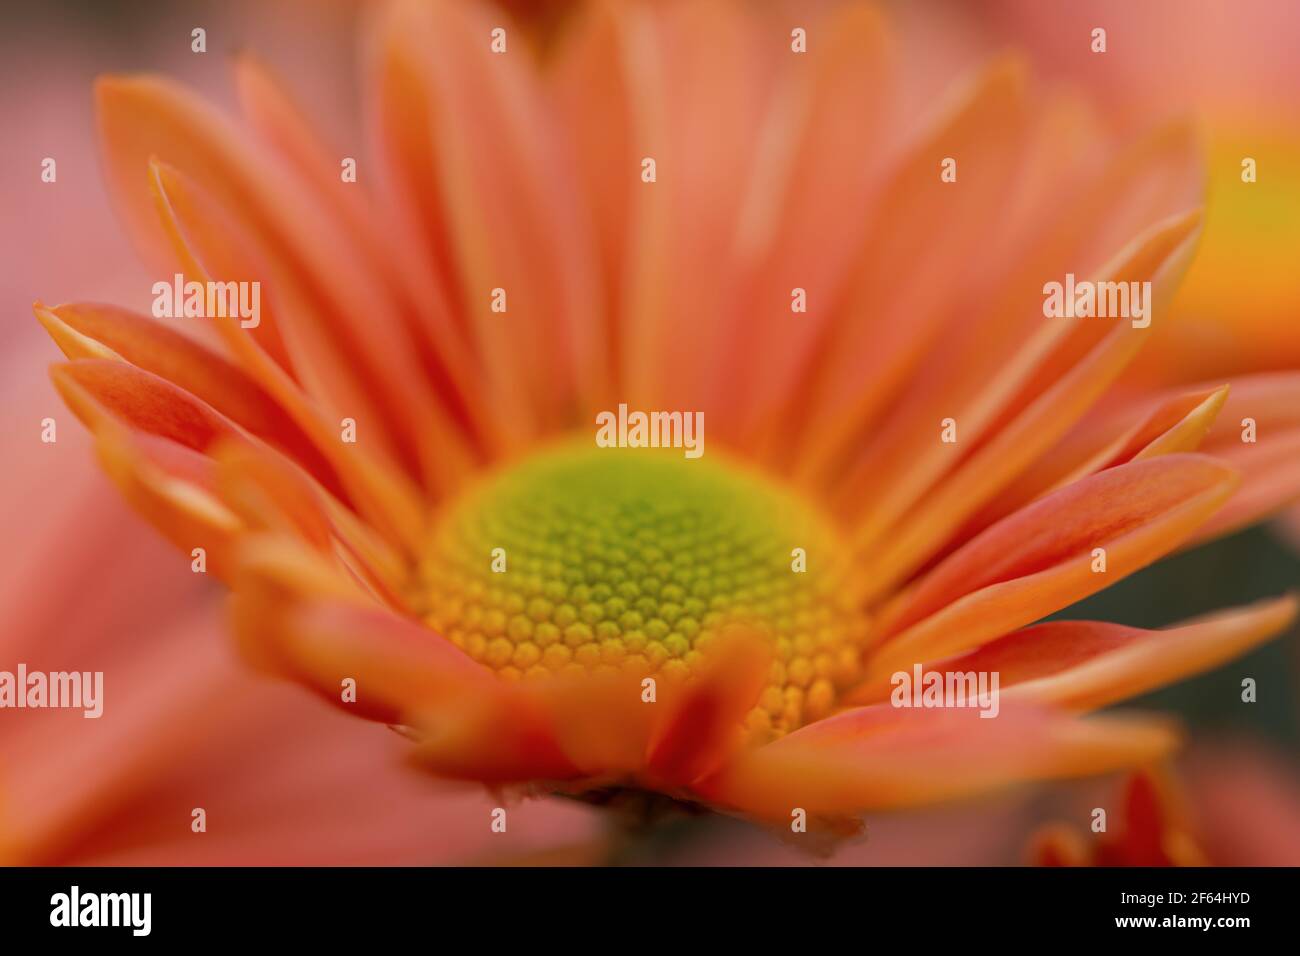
[972,0,1300,549]
[960,0,1300,385]
[1032,768,1209,866]
[1032,743,1300,866]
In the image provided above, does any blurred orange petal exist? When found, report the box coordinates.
[699,704,1179,824]
[913,595,1296,712]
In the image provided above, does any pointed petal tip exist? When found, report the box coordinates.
[93,73,173,117]
[32,300,61,336]
[1190,591,1298,631]
[94,72,169,98]
[35,304,118,363]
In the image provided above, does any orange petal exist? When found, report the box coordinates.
[530,669,661,780]
[89,428,242,578]
[778,56,1030,477]
[51,350,414,598]
[149,159,407,466]
[229,540,557,788]
[227,537,467,721]
[1195,430,1300,543]
[36,301,348,500]
[210,441,333,552]
[548,0,639,405]
[407,688,583,786]
[708,1,897,437]
[98,74,472,495]
[612,0,772,410]
[146,160,428,555]
[1190,371,1300,542]
[848,208,1204,605]
[211,440,408,604]
[955,383,1230,547]
[413,637,775,789]
[696,703,1179,823]
[146,155,477,498]
[266,599,492,725]
[370,0,602,442]
[865,454,1240,680]
[1030,383,1230,497]
[857,595,1296,711]
[824,122,1203,550]
[645,634,772,787]
[51,359,248,455]
[233,53,493,463]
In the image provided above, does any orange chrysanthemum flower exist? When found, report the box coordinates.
[34,0,1300,837]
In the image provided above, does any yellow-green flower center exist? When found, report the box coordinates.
[413,442,870,738]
